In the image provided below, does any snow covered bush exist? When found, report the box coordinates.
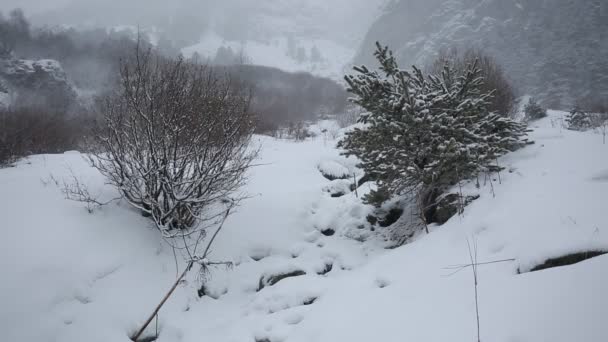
[89,44,257,236]
[566,107,592,131]
[524,97,547,121]
[339,43,529,219]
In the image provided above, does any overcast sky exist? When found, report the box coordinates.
[1,0,386,48]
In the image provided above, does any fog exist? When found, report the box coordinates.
[1,0,386,50]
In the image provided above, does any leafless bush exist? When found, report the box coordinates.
[336,104,364,128]
[89,42,257,238]
[285,121,310,141]
[591,112,608,144]
[428,47,516,116]
[0,107,87,167]
[59,168,119,213]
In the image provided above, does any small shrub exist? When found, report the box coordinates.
[0,107,88,166]
[524,97,547,121]
[90,43,257,235]
[566,107,592,131]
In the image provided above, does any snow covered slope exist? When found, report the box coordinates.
[182,32,354,81]
[1,111,608,342]
[181,0,388,80]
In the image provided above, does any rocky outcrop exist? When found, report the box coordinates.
[0,57,77,111]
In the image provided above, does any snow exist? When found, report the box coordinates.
[182,31,353,81]
[1,111,608,341]
[317,160,351,180]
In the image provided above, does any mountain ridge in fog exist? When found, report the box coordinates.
[356,0,608,109]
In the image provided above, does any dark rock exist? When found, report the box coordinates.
[429,193,480,225]
[321,228,335,236]
[258,270,306,291]
[379,208,404,227]
[523,250,607,273]
[366,214,378,226]
[350,173,372,191]
[303,297,317,305]
[197,284,207,298]
[317,263,333,275]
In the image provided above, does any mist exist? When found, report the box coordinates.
[1,0,386,50]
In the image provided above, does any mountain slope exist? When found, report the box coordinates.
[1,113,607,341]
[356,0,608,109]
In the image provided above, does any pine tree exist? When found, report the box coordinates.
[524,97,547,121]
[338,43,529,207]
[310,45,322,63]
[566,106,592,131]
[296,47,307,63]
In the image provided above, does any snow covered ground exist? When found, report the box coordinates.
[1,110,608,342]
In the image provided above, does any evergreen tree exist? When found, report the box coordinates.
[310,45,322,63]
[286,35,297,58]
[524,97,547,121]
[339,43,529,207]
[214,46,236,65]
[566,106,592,131]
[296,47,307,63]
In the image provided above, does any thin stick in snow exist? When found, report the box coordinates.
[468,239,481,342]
[495,158,502,185]
[131,208,232,342]
[442,240,516,342]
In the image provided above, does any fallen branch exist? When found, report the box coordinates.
[131,208,232,342]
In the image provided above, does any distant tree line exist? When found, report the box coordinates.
[225,64,347,134]
[0,9,349,166]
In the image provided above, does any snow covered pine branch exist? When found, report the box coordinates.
[339,42,530,221]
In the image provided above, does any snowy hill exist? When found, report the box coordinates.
[179,0,388,80]
[21,0,388,81]
[356,0,608,108]
[181,31,355,81]
[1,111,608,341]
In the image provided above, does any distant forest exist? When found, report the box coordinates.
[0,8,348,133]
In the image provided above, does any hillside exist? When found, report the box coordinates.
[356,0,608,109]
[1,112,607,342]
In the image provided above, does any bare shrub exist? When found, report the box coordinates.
[336,104,364,128]
[428,47,516,116]
[89,43,257,237]
[60,168,119,213]
[0,107,86,166]
[524,97,547,121]
[591,112,608,144]
[286,121,309,141]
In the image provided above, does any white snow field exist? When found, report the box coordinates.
[1,110,608,342]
